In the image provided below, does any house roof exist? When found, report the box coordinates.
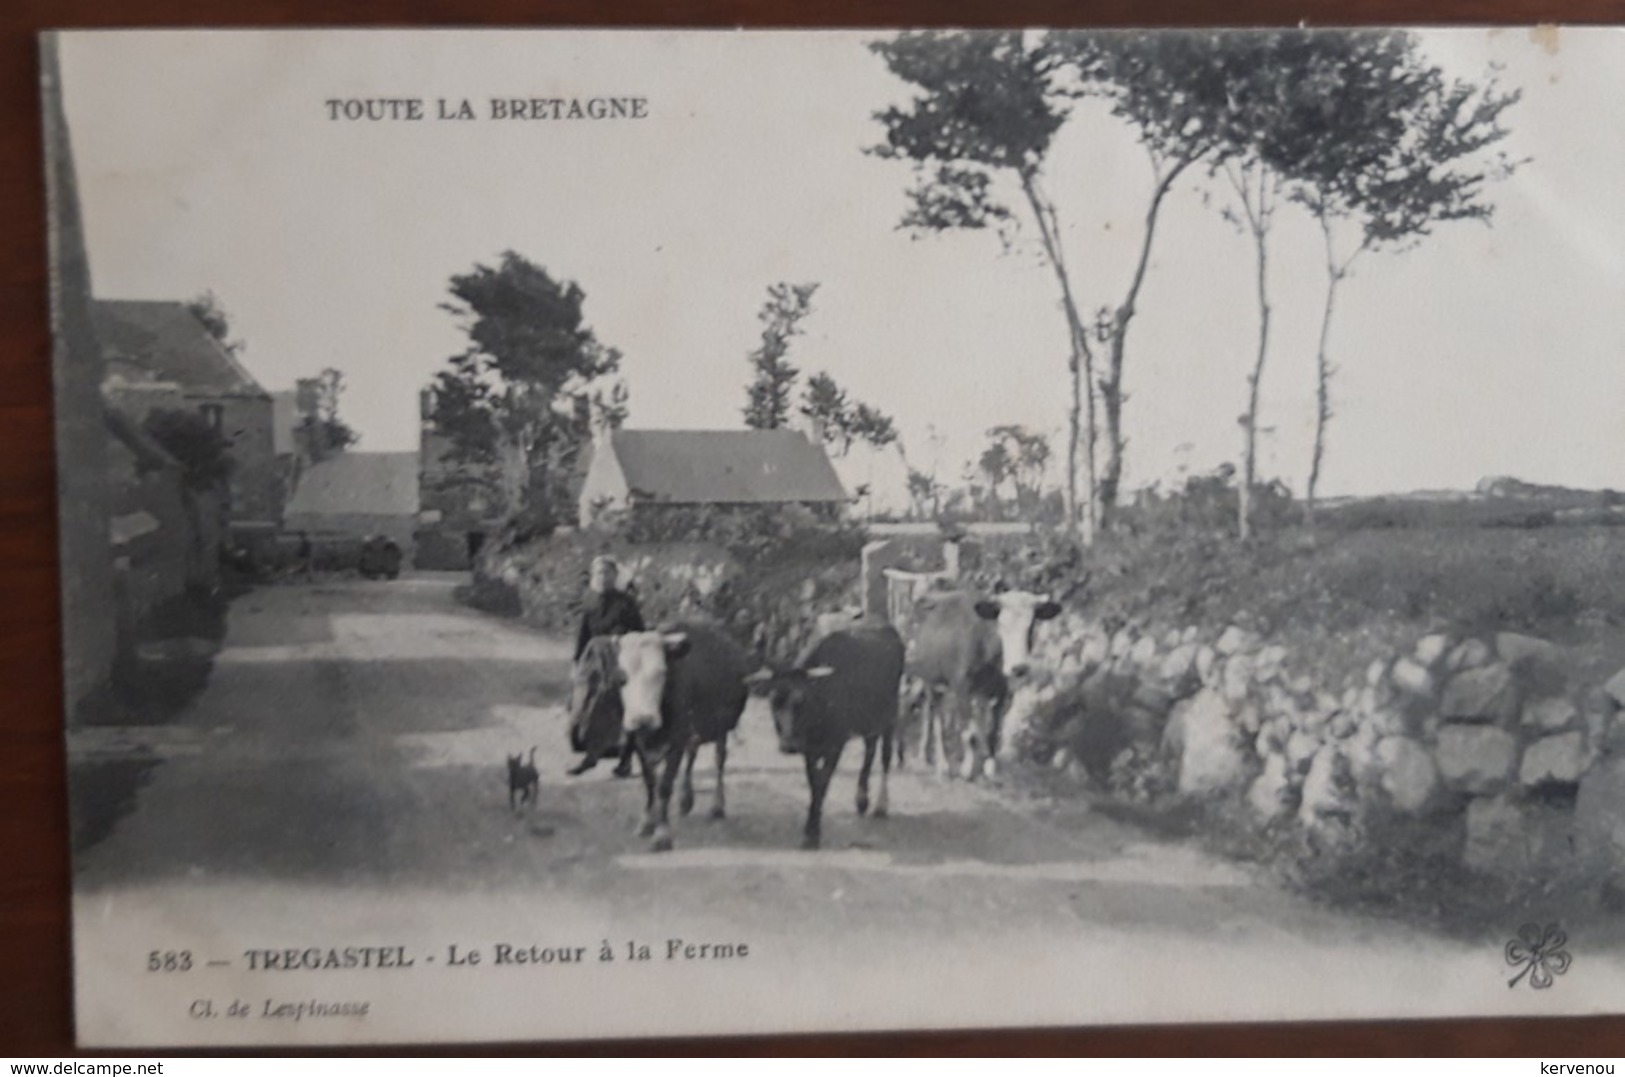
[284,452,420,518]
[605,429,848,505]
[92,300,269,400]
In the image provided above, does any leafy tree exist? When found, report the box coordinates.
[870,30,1098,543]
[743,283,819,429]
[1194,30,1521,536]
[977,438,1016,518]
[1043,31,1240,521]
[987,424,1051,515]
[906,467,945,519]
[294,367,360,463]
[143,408,234,491]
[429,251,626,531]
[800,371,900,457]
[1279,35,1521,516]
[186,290,246,358]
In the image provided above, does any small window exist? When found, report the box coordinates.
[199,404,224,432]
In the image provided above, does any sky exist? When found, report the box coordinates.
[58,28,1625,510]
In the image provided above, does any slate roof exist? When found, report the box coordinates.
[284,452,421,518]
[92,300,269,400]
[607,429,848,504]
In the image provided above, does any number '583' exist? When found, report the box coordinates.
[147,950,192,972]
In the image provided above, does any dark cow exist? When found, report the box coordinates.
[569,623,751,852]
[903,589,1062,781]
[746,623,906,850]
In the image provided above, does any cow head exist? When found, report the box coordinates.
[743,665,834,755]
[615,631,692,733]
[973,591,1062,679]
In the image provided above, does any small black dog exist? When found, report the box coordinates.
[506,747,540,811]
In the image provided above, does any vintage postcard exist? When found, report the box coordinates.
[44,26,1625,1047]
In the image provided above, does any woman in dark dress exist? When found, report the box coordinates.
[567,555,645,777]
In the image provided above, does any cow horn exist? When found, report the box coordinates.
[805,666,836,679]
[742,668,774,686]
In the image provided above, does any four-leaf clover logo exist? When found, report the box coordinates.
[1505,922,1571,989]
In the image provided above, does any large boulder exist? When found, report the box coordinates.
[1435,725,1519,794]
[1175,689,1250,796]
[1299,745,1357,830]
[1414,634,1451,668]
[1519,731,1588,788]
[1195,645,1219,685]
[1447,638,1494,672]
[1221,655,1254,704]
[1248,753,1294,821]
[1253,645,1288,683]
[1577,758,1625,876]
[1522,696,1580,734]
[1390,658,1435,698]
[1440,664,1520,725]
[1159,643,1199,692]
[1285,729,1320,773]
[1606,667,1625,710]
[1375,735,1443,815]
[1496,632,1563,669]
[1584,688,1625,752]
[1215,625,1254,656]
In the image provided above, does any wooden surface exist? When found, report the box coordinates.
[6,0,1625,1056]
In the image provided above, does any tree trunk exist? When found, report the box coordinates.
[1239,208,1271,543]
[1068,353,1081,532]
[1307,216,1363,525]
[1306,236,1340,523]
[1097,159,1188,525]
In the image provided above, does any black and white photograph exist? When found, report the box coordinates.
[41,26,1625,1047]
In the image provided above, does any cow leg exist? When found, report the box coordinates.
[679,741,699,817]
[929,691,951,780]
[875,728,892,819]
[650,748,680,852]
[856,735,877,817]
[802,746,843,851]
[960,693,985,782]
[985,692,1010,781]
[709,737,728,821]
[801,754,822,850]
[634,739,658,838]
[939,689,968,780]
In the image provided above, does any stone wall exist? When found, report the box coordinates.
[1009,613,1625,880]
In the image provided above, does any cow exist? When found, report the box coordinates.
[902,588,1063,781]
[744,622,906,850]
[569,623,751,852]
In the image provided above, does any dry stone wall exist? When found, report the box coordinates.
[1010,612,1625,879]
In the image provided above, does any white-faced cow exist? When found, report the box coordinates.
[569,624,751,852]
[745,623,906,850]
[903,589,1062,781]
